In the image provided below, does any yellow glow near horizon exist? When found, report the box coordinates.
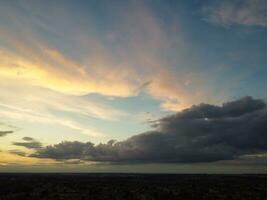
[0,151,55,166]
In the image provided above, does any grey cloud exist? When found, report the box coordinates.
[9,149,27,157]
[203,0,267,27]
[136,81,152,92]
[22,137,35,141]
[33,141,93,160]
[13,137,43,150]
[0,130,13,137]
[159,96,265,121]
[0,122,19,137]
[32,96,267,164]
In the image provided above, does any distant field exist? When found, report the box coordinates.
[0,174,266,200]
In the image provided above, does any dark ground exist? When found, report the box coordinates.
[0,173,266,200]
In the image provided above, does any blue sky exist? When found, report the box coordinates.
[0,0,267,172]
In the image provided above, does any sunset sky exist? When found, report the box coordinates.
[0,0,267,173]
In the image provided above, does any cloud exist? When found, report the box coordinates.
[203,0,267,27]
[8,149,27,157]
[32,141,92,160]
[0,130,13,137]
[13,137,43,150]
[0,0,216,112]
[0,81,126,138]
[162,96,265,120]
[31,96,267,164]
[0,122,17,137]
[0,2,141,98]
[22,137,35,141]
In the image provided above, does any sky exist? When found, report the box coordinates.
[0,0,267,173]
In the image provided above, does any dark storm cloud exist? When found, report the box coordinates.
[32,96,267,164]
[0,130,13,137]
[33,141,93,160]
[162,96,265,120]
[13,137,43,150]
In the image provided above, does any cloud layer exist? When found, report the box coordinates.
[31,97,267,164]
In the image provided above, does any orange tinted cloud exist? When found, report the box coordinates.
[0,0,214,112]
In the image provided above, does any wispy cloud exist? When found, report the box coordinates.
[0,78,130,138]
[0,101,105,138]
[0,0,215,112]
[203,0,267,27]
